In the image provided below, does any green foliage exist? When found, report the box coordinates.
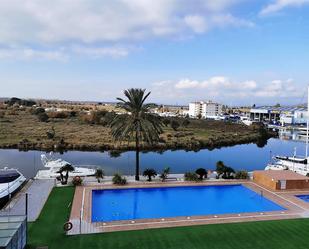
[160,167,170,181]
[163,118,171,126]
[171,120,180,131]
[216,161,235,179]
[235,170,249,179]
[72,176,83,186]
[32,107,45,115]
[95,168,104,183]
[5,97,36,107]
[57,164,75,185]
[109,88,163,181]
[184,172,199,181]
[143,168,157,181]
[195,168,207,180]
[46,126,55,139]
[112,173,127,185]
[182,119,190,127]
[37,112,49,122]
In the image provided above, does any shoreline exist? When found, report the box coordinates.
[0,132,276,153]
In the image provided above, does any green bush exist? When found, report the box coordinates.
[112,173,127,185]
[235,170,249,179]
[195,168,207,180]
[72,176,83,186]
[184,172,199,181]
[143,168,157,181]
[37,112,49,122]
[160,167,170,181]
[95,168,104,183]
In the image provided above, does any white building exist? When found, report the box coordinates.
[188,101,222,119]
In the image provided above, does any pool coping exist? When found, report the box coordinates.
[68,181,307,234]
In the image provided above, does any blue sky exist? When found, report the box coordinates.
[0,0,308,106]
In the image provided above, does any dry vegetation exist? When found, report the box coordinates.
[0,102,273,152]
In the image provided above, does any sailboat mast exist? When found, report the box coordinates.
[306,86,309,159]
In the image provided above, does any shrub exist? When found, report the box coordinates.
[163,118,170,126]
[46,126,55,139]
[143,168,157,181]
[182,119,190,127]
[195,168,207,180]
[112,173,127,185]
[235,170,249,179]
[184,172,199,181]
[160,167,170,181]
[37,112,49,122]
[32,107,45,115]
[95,168,104,183]
[171,120,180,131]
[72,176,83,186]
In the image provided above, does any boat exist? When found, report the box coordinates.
[35,153,96,179]
[0,168,26,206]
[265,86,309,176]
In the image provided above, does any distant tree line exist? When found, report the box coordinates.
[5,97,36,107]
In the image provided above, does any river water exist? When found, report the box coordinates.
[0,132,307,179]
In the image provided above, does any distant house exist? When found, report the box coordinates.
[188,101,222,119]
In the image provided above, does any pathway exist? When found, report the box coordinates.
[0,179,55,221]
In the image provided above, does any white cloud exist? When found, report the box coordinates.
[0,45,133,61]
[0,47,67,61]
[151,76,302,103]
[0,0,253,45]
[260,0,309,15]
[184,15,208,33]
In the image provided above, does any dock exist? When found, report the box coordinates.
[0,179,55,222]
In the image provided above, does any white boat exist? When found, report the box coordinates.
[0,168,26,205]
[35,153,96,179]
[265,86,309,176]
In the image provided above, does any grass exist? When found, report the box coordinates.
[0,108,265,151]
[28,187,309,249]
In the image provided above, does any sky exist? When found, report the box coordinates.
[0,0,309,106]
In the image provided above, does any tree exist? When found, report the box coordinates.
[57,164,74,185]
[94,168,104,183]
[182,119,190,128]
[195,168,207,180]
[160,167,170,181]
[171,120,180,131]
[163,118,170,127]
[143,168,157,181]
[216,161,235,179]
[109,88,163,181]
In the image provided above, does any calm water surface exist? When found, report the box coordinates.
[0,136,306,179]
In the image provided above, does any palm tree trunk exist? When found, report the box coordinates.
[135,130,140,181]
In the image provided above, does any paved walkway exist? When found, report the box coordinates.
[0,179,55,221]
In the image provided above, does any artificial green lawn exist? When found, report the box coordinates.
[28,187,309,249]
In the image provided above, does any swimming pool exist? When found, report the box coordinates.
[295,195,309,202]
[92,184,285,222]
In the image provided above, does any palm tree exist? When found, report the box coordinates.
[94,168,104,183]
[143,168,157,181]
[57,163,74,185]
[110,88,163,181]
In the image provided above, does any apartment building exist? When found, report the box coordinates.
[188,101,222,119]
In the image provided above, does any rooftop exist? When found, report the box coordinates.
[251,106,307,112]
[254,170,309,181]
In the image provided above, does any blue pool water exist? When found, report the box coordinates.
[296,195,309,202]
[92,185,285,222]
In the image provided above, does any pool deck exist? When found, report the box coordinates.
[68,180,309,235]
[0,179,55,222]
